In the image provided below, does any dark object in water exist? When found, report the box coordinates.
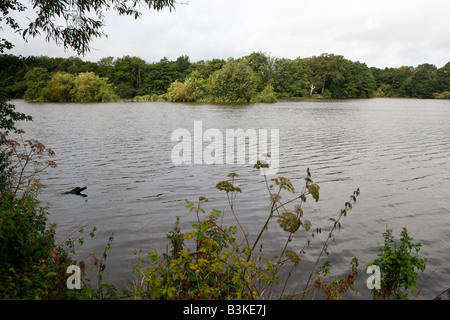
[64,186,87,197]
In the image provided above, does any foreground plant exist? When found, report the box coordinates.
[367,227,428,300]
[129,200,245,299]
[129,157,363,300]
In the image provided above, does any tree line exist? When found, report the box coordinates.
[1,52,449,103]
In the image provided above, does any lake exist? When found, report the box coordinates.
[12,98,450,299]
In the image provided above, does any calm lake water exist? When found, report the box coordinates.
[13,98,450,299]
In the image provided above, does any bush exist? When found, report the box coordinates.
[101,92,120,103]
[367,227,428,300]
[0,188,74,299]
[206,59,257,103]
[72,72,118,103]
[167,81,188,102]
[133,95,151,102]
[251,85,277,103]
[130,204,244,299]
[432,91,450,99]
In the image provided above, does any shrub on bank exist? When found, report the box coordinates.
[432,91,450,99]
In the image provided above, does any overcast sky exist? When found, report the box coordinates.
[3,0,450,68]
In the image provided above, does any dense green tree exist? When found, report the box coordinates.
[26,56,66,74]
[270,57,310,97]
[290,58,311,97]
[188,59,226,80]
[403,64,438,98]
[379,68,408,96]
[251,84,277,103]
[112,55,147,98]
[23,67,50,101]
[243,52,275,92]
[140,57,175,95]
[207,59,257,103]
[167,80,188,102]
[183,70,207,101]
[339,61,376,98]
[436,62,450,92]
[0,54,29,97]
[307,53,347,95]
[42,72,75,102]
[59,56,85,74]
[271,57,292,96]
[173,55,192,81]
[72,72,117,102]
[97,56,115,79]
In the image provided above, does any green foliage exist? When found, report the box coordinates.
[139,57,176,96]
[167,80,189,102]
[134,94,167,102]
[23,67,51,101]
[432,91,450,99]
[313,257,359,300]
[271,57,310,97]
[251,85,277,103]
[184,70,208,102]
[244,52,275,92]
[43,71,75,102]
[341,61,376,98]
[165,59,277,103]
[307,53,347,96]
[21,69,119,103]
[368,227,428,300]
[2,53,449,101]
[129,200,246,300]
[111,55,147,98]
[402,64,438,98]
[436,62,450,92]
[72,72,119,102]
[206,59,257,103]
[0,188,73,299]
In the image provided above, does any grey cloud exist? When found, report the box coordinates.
[2,0,449,68]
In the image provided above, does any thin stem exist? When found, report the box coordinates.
[279,230,317,299]
[226,191,250,252]
[300,191,359,299]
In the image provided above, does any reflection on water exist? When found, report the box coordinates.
[13,98,450,299]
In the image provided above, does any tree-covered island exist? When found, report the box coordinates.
[1,52,449,103]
